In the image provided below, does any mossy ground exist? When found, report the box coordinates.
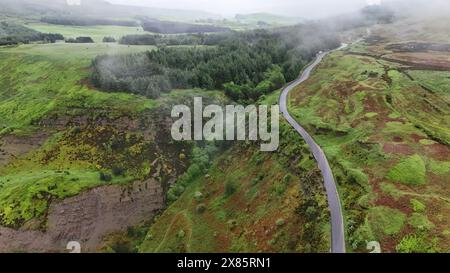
[288,34,450,252]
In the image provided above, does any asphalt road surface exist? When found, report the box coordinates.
[279,48,346,253]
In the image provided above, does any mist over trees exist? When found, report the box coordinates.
[91,25,340,102]
[118,33,223,46]
[141,19,230,34]
[89,2,404,102]
[361,5,395,24]
[41,16,139,27]
[0,21,64,45]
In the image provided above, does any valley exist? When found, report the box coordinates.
[0,0,448,254]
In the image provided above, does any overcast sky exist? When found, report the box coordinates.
[106,0,383,18]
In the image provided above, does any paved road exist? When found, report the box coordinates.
[279,48,346,253]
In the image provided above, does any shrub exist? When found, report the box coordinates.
[408,213,435,231]
[224,181,237,197]
[196,204,206,214]
[347,169,369,185]
[396,234,438,253]
[99,171,112,182]
[283,174,292,184]
[250,178,260,186]
[386,155,426,185]
[112,166,124,177]
[276,218,286,227]
[368,206,406,238]
[252,153,264,165]
[410,199,426,212]
[273,183,287,196]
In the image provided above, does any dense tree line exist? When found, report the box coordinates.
[92,25,340,102]
[119,34,157,45]
[66,37,94,43]
[41,16,139,27]
[0,21,64,46]
[120,34,203,46]
[224,65,286,101]
[142,19,230,34]
[119,32,241,46]
[103,36,117,43]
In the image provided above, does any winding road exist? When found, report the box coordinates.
[279,47,346,253]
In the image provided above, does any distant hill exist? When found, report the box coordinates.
[0,0,220,22]
[234,13,304,26]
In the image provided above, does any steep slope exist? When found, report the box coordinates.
[139,93,331,253]
[0,42,224,252]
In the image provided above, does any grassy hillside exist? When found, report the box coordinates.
[139,132,331,253]
[0,42,209,230]
[287,19,450,252]
[136,91,331,253]
[0,43,157,135]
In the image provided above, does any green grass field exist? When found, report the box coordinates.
[26,23,148,43]
[0,43,157,134]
